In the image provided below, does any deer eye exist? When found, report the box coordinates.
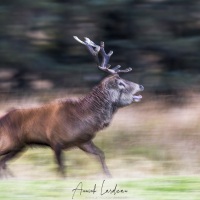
[118,81,126,88]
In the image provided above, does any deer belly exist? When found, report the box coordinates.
[76,132,95,143]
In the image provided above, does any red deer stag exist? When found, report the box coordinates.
[0,36,144,177]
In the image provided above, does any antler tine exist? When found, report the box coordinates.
[99,41,113,70]
[73,36,132,74]
[115,67,132,73]
[74,36,101,67]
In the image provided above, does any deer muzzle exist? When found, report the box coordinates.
[133,85,144,102]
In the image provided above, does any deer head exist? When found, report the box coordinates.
[74,36,144,107]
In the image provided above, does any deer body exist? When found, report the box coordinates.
[0,37,143,177]
[0,85,111,146]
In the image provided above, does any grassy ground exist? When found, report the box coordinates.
[0,177,200,200]
[1,91,200,199]
[1,92,200,178]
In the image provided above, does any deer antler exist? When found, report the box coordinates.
[73,36,132,74]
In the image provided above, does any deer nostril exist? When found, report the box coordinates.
[140,85,144,91]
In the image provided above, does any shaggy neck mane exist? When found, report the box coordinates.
[82,85,109,109]
[80,84,117,116]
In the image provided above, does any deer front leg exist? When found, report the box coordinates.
[53,144,65,177]
[79,141,111,177]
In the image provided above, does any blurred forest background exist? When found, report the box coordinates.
[0,0,200,94]
[1,0,200,179]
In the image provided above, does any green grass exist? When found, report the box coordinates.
[0,177,200,200]
[1,95,200,199]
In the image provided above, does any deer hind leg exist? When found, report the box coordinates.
[0,149,23,178]
[0,134,24,177]
[79,141,111,177]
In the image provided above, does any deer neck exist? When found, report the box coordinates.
[80,85,117,128]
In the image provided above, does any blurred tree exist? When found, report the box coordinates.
[0,0,199,93]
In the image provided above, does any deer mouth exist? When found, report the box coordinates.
[133,94,142,102]
[133,85,144,102]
